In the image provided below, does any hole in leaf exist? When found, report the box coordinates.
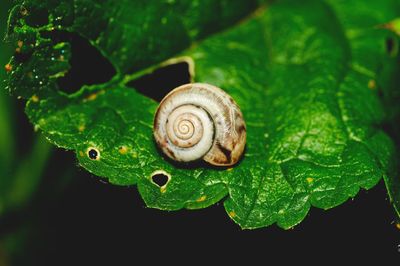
[385,37,398,57]
[377,87,384,98]
[45,31,116,94]
[87,148,100,160]
[151,171,170,187]
[24,7,49,27]
[128,62,191,102]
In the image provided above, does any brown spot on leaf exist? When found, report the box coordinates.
[4,64,12,72]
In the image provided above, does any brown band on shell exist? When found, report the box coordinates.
[216,142,232,164]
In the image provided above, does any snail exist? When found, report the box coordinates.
[153,83,246,166]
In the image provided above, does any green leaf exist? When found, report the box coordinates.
[4,0,400,228]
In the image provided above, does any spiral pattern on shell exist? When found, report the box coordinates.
[153,83,246,166]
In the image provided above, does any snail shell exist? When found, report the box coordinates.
[153,83,246,166]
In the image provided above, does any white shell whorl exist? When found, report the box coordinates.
[153,83,246,166]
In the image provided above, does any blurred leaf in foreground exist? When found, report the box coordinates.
[0,0,52,218]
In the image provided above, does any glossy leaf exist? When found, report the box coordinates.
[4,0,400,228]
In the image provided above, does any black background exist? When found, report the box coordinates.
[6,147,400,264]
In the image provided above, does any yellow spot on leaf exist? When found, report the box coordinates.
[84,91,104,102]
[396,223,400,230]
[20,7,28,16]
[160,187,167,193]
[59,55,65,61]
[196,196,207,202]
[79,151,84,157]
[227,168,233,172]
[31,95,39,102]
[86,93,97,101]
[368,79,376,90]
[228,211,236,218]
[132,151,138,158]
[15,47,21,53]
[17,41,23,48]
[306,177,314,183]
[78,125,85,132]
[119,146,128,155]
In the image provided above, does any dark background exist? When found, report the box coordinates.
[3,143,400,264]
[0,1,399,265]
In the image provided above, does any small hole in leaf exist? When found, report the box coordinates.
[44,31,116,94]
[377,87,384,98]
[24,7,49,27]
[128,62,191,102]
[87,148,100,160]
[151,171,170,187]
[385,37,398,57]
